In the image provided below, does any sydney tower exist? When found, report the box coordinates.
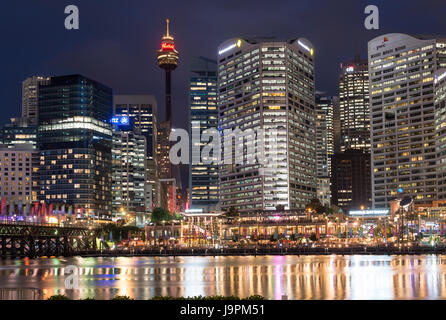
[157,19,179,211]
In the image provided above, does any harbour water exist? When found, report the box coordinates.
[0,255,446,300]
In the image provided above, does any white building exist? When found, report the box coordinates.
[0,144,36,209]
[368,33,446,208]
[217,38,316,212]
[434,69,446,200]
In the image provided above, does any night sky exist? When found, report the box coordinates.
[1,0,445,129]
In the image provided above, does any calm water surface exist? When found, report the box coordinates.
[1,255,446,300]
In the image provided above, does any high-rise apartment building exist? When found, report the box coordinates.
[189,57,219,211]
[37,75,113,218]
[369,34,446,208]
[217,38,316,212]
[22,76,50,125]
[114,95,158,210]
[339,55,370,151]
[111,117,148,226]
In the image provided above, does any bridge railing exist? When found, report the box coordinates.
[0,288,43,300]
[0,219,97,229]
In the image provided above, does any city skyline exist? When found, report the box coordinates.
[1,0,444,133]
[3,1,446,305]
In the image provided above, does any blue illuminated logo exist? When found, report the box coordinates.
[397,188,404,193]
[120,116,129,125]
[110,116,130,126]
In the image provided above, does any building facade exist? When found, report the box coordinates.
[37,74,113,218]
[339,55,370,152]
[331,149,372,212]
[111,119,148,227]
[114,95,157,210]
[435,69,446,200]
[0,117,37,149]
[315,93,334,178]
[217,38,316,212]
[22,76,50,125]
[0,144,37,210]
[369,34,446,208]
[189,57,219,211]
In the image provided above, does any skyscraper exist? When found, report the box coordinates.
[217,38,316,212]
[111,116,148,226]
[369,33,446,208]
[113,95,158,210]
[189,57,219,211]
[22,76,50,125]
[332,96,341,153]
[37,75,113,218]
[157,18,179,211]
[339,55,370,151]
[315,93,335,206]
[435,69,446,200]
[331,149,371,211]
[315,93,334,178]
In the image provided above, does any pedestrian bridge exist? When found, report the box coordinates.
[0,221,98,258]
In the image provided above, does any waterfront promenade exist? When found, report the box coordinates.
[77,244,446,257]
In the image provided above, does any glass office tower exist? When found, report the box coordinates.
[37,74,113,219]
[189,57,219,211]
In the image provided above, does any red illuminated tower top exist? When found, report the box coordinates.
[157,18,179,71]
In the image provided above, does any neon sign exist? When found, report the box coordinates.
[349,209,390,216]
[161,42,175,50]
[110,116,130,126]
[346,66,355,72]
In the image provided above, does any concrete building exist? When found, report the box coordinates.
[189,57,219,211]
[0,144,37,209]
[369,33,446,208]
[217,37,316,212]
[22,76,49,125]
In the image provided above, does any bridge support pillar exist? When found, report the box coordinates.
[1,236,6,258]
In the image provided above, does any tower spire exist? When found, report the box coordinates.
[166,18,170,37]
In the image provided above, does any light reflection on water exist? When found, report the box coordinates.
[0,255,446,300]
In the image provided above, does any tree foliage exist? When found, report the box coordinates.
[151,207,172,223]
[305,198,333,215]
[225,206,240,217]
